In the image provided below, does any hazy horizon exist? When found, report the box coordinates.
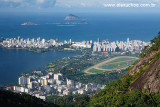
[0,0,160,14]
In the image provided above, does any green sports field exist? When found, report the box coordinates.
[84,56,138,74]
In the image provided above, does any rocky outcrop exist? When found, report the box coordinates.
[129,53,154,75]
[130,52,160,92]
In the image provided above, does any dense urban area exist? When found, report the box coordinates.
[0,36,149,102]
[0,36,148,53]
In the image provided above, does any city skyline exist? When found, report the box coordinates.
[0,36,149,53]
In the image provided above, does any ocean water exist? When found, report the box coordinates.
[0,48,79,84]
[0,12,160,84]
[0,13,160,42]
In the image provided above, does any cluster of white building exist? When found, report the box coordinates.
[0,36,72,49]
[7,71,104,101]
[0,36,148,53]
[71,40,92,49]
[70,37,148,53]
[93,38,148,52]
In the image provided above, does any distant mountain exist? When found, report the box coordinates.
[89,32,160,106]
[64,14,80,20]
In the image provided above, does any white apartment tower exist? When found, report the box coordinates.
[18,76,27,86]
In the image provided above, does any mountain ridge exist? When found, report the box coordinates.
[130,52,160,92]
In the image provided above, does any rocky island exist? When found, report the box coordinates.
[53,14,88,26]
[64,14,80,20]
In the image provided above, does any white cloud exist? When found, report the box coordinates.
[55,0,99,7]
[81,2,86,7]
[36,0,45,3]
[4,0,22,2]
[0,0,56,8]
[0,0,159,8]
[55,0,160,7]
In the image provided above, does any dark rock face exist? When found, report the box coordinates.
[131,56,160,92]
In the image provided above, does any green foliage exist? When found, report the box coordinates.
[89,78,156,107]
[151,90,160,106]
[140,32,160,58]
[124,90,154,107]
[47,94,90,107]
[45,54,128,85]
[152,52,160,63]
[0,90,57,107]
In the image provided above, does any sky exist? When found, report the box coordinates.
[0,0,160,13]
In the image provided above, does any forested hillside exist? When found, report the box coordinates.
[89,32,160,107]
[0,90,58,107]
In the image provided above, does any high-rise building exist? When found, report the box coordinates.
[18,76,27,86]
[103,46,106,51]
[18,36,20,41]
[27,76,35,86]
[42,39,45,44]
[90,40,92,44]
[37,37,41,42]
[67,79,74,86]
[127,38,130,46]
[54,73,63,80]
[98,37,100,43]
[106,39,109,43]
[127,38,129,43]
[69,39,72,44]
[28,81,38,89]
[93,45,97,51]
[98,46,101,52]
[116,40,119,44]
[31,38,35,43]
[56,38,59,42]
[41,79,48,86]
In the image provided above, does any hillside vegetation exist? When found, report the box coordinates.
[89,32,160,106]
[0,90,58,107]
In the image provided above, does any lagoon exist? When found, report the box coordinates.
[0,48,79,84]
